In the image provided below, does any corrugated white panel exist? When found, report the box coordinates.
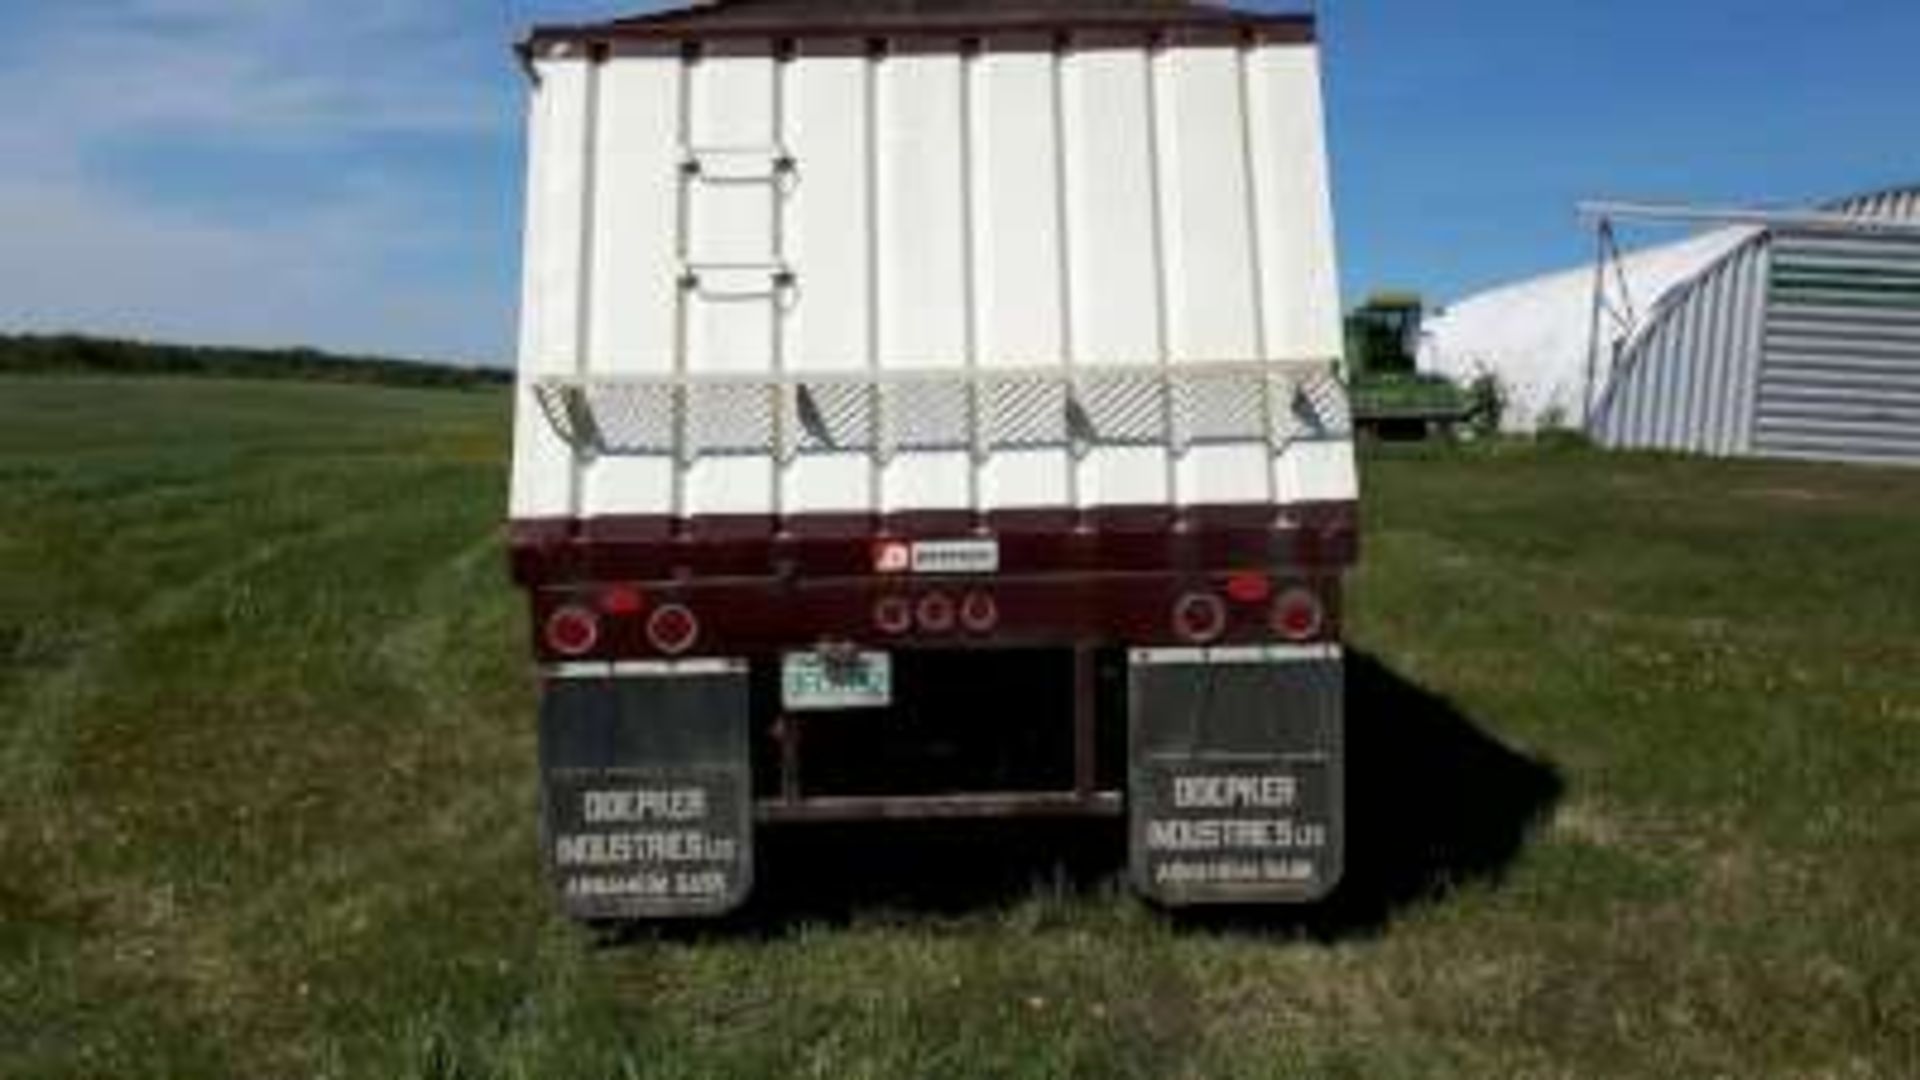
[685,47,781,517]
[511,35,1355,522]
[877,48,972,514]
[782,41,875,516]
[1277,440,1359,504]
[509,69,560,520]
[511,53,591,520]
[1063,40,1170,508]
[1246,45,1341,365]
[1153,42,1270,507]
[583,45,681,518]
[1246,42,1343,504]
[972,39,1071,511]
[1152,45,1261,359]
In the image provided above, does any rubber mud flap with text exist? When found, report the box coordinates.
[539,663,753,920]
[1128,647,1345,905]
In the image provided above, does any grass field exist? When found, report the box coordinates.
[3,375,1918,1078]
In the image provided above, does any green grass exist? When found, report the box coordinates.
[3,375,1918,1078]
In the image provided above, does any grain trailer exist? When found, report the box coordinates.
[508,0,1357,919]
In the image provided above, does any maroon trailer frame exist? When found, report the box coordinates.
[515,502,1355,826]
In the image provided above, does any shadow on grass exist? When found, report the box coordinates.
[617,652,1562,943]
[1193,652,1566,940]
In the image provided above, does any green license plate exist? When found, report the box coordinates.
[780,652,893,712]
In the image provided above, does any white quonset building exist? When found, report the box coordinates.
[1423,184,1920,466]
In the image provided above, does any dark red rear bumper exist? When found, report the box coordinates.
[510,502,1358,660]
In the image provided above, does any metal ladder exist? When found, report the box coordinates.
[675,142,797,306]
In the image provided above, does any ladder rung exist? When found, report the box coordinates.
[679,144,796,183]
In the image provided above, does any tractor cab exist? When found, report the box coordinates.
[1345,292,1481,439]
[1345,291,1426,380]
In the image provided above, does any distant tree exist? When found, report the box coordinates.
[1466,368,1507,439]
[0,333,511,390]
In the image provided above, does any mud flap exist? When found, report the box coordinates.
[539,660,753,920]
[1129,645,1345,906]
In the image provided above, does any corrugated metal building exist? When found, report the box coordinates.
[1426,183,1920,466]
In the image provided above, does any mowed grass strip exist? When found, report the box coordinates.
[1,376,1917,1078]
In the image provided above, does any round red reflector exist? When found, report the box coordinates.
[545,605,600,657]
[1272,587,1325,642]
[960,591,1000,633]
[1172,592,1227,644]
[599,584,646,616]
[873,595,913,635]
[1225,571,1272,604]
[916,592,956,633]
[646,604,699,655]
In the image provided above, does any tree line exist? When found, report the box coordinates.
[0,333,511,390]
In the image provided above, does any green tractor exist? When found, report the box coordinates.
[1344,291,1485,439]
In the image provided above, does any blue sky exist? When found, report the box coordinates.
[0,0,1915,364]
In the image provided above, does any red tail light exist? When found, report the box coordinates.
[1225,571,1272,604]
[1171,592,1227,644]
[646,603,700,655]
[916,592,956,634]
[873,595,913,635]
[598,584,646,616]
[960,591,999,634]
[1272,587,1325,642]
[545,605,601,657]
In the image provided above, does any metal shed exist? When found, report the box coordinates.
[1425,183,1920,466]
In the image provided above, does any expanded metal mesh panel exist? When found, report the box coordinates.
[686,383,780,458]
[532,362,1347,464]
[883,379,974,453]
[1073,370,1167,446]
[590,382,679,455]
[1289,371,1353,440]
[1173,370,1269,445]
[982,376,1071,449]
[534,381,681,456]
[789,382,877,453]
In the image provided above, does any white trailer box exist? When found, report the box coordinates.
[509,0,1357,919]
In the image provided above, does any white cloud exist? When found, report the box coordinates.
[0,169,509,362]
[1,1,509,155]
[0,0,532,362]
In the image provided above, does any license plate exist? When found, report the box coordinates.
[781,652,893,712]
